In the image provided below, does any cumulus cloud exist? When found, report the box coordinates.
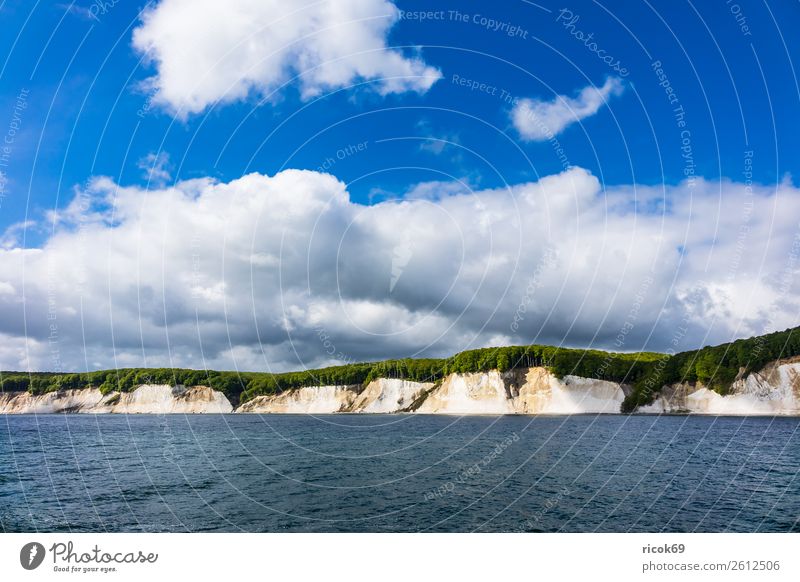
[132,0,442,116]
[512,77,624,141]
[0,220,36,249]
[137,152,172,185]
[1,167,799,373]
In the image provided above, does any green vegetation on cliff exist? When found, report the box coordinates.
[621,326,800,412]
[1,326,798,409]
[0,368,250,402]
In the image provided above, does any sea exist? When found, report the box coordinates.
[1,414,798,532]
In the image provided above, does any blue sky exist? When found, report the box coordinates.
[1,0,798,233]
[0,0,799,372]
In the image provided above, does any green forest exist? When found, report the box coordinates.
[620,325,800,412]
[1,325,798,410]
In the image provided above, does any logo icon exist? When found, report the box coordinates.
[20,542,45,570]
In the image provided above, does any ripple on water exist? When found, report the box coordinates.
[1,414,799,532]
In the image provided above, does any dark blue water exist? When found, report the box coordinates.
[1,414,799,532]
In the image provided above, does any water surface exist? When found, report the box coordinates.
[1,414,798,532]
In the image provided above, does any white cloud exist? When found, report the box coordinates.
[0,220,36,249]
[138,152,172,185]
[512,77,624,141]
[402,179,472,201]
[1,167,799,372]
[132,0,442,117]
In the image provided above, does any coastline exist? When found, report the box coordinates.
[2,358,799,416]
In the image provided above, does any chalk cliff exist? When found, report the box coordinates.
[0,384,233,414]
[235,385,359,413]
[234,362,800,415]
[513,368,627,414]
[638,361,800,415]
[0,388,112,414]
[416,371,514,414]
[238,368,628,415]
[351,378,433,413]
[3,360,800,415]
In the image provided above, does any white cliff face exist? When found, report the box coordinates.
[351,378,432,413]
[0,385,232,414]
[0,388,113,414]
[4,361,799,415]
[411,368,625,415]
[236,385,358,413]
[639,362,800,415]
[416,371,515,414]
[515,369,625,414]
[234,368,627,415]
[111,385,233,414]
